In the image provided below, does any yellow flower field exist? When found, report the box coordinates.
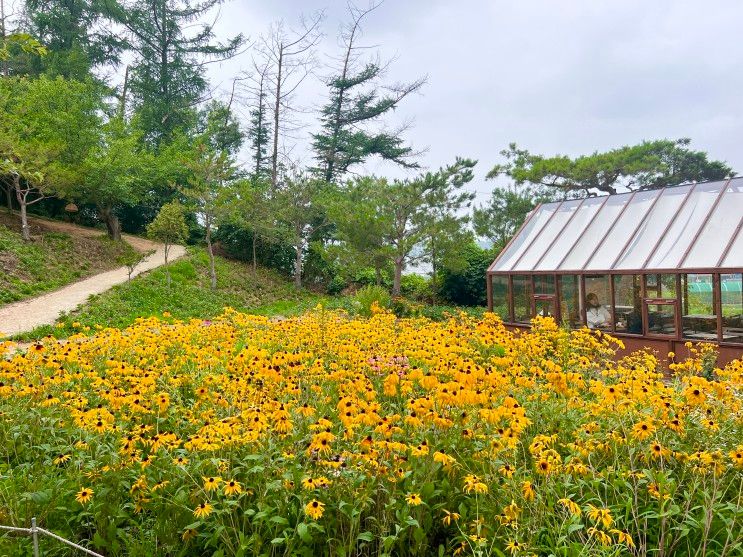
[1,308,742,556]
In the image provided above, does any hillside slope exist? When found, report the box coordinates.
[0,212,140,306]
[16,248,326,340]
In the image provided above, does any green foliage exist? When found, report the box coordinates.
[438,242,493,307]
[400,274,432,302]
[327,158,476,296]
[491,139,734,196]
[353,285,391,317]
[109,0,244,145]
[18,0,123,79]
[146,201,188,248]
[0,75,100,191]
[76,117,155,239]
[215,223,296,277]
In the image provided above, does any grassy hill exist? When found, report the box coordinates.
[16,247,327,340]
[0,212,139,306]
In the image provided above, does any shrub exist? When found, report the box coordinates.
[438,242,493,306]
[353,285,391,316]
[400,274,432,302]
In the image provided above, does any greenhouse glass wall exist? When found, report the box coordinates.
[486,178,743,363]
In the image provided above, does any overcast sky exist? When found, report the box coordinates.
[205,0,743,204]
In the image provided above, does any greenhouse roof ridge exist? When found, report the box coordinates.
[488,176,743,273]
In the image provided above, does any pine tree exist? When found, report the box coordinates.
[312,2,425,184]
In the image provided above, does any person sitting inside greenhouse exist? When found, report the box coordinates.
[586,293,612,329]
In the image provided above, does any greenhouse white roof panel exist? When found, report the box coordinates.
[488,178,743,273]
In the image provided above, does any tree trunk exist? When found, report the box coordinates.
[294,241,302,289]
[100,207,122,241]
[430,241,437,303]
[164,243,171,287]
[14,177,31,242]
[205,219,217,289]
[252,233,257,273]
[3,181,12,213]
[271,45,283,189]
[392,257,403,297]
[375,265,382,286]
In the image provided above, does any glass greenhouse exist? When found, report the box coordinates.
[486,178,743,361]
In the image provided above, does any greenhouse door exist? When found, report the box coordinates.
[643,298,679,338]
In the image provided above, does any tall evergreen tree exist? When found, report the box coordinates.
[243,58,272,181]
[109,0,243,145]
[312,2,425,184]
[19,0,122,79]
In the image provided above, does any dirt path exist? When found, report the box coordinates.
[0,217,185,337]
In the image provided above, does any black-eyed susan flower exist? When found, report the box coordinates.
[304,499,325,520]
[193,502,213,518]
[405,492,422,506]
[223,480,242,496]
[75,487,93,504]
[203,476,221,492]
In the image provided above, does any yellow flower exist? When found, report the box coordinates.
[610,529,635,547]
[75,487,93,505]
[521,481,535,501]
[729,446,743,468]
[463,474,488,494]
[632,420,655,441]
[587,504,613,529]
[203,476,222,492]
[193,502,213,518]
[405,492,422,506]
[557,498,582,517]
[505,540,525,554]
[223,479,242,496]
[442,509,460,526]
[54,454,71,465]
[305,499,325,520]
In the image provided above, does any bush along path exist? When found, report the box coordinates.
[0,228,185,338]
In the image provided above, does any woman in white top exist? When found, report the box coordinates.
[585,293,612,329]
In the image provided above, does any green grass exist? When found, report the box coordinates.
[0,217,139,306]
[13,248,324,341]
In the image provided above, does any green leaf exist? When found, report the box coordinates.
[357,531,374,542]
[297,522,312,543]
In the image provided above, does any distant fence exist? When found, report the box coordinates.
[0,518,103,557]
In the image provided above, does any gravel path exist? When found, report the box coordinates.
[0,218,185,337]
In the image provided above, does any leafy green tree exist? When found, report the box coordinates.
[418,168,475,296]
[272,170,329,289]
[312,3,425,183]
[146,200,187,286]
[179,142,235,288]
[76,117,155,240]
[0,76,99,240]
[218,177,275,273]
[490,139,734,196]
[330,158,475,296]
[243,58,272,181]
[109,0,244,145]
[196,99,243,155]
[324,175,394,286]
[473,183,555,251]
